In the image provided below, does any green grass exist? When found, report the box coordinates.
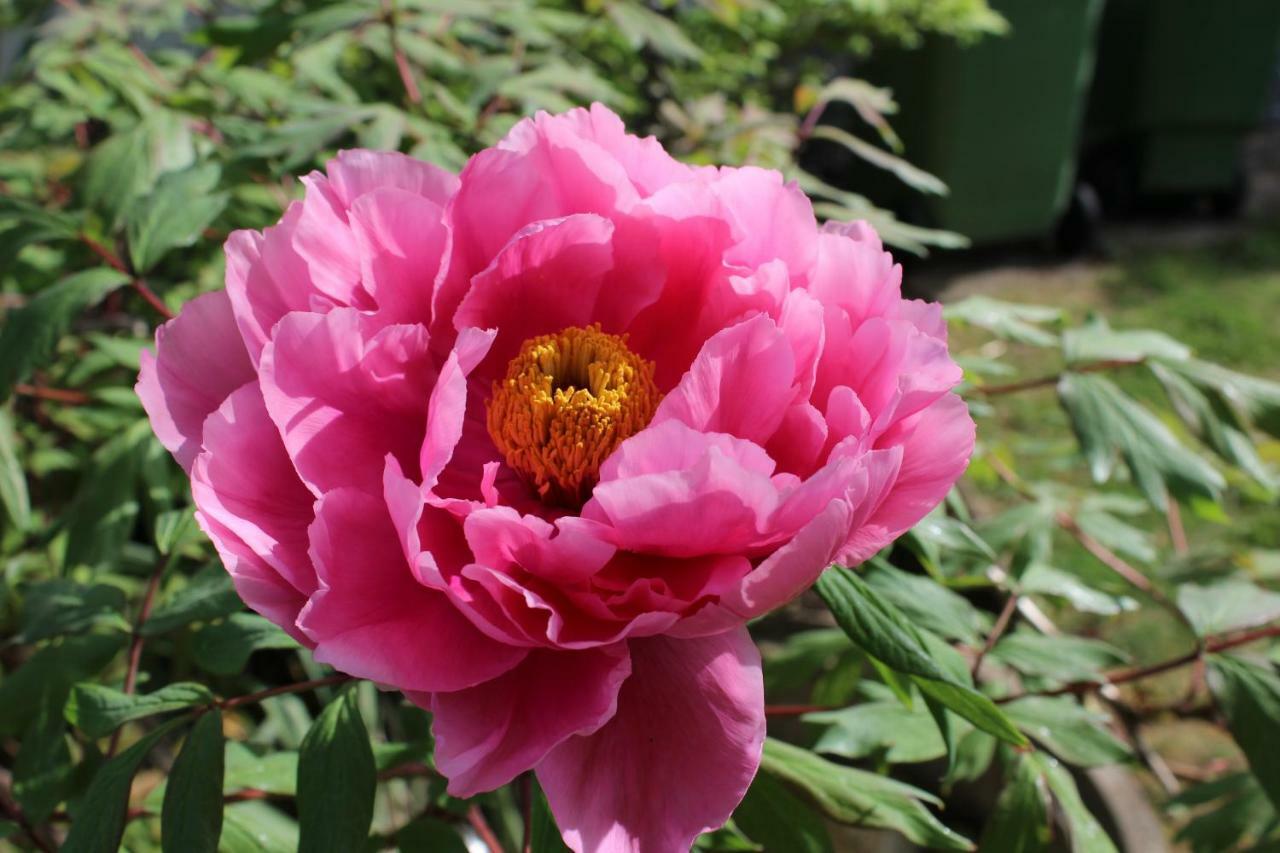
[1102,224,1280,375]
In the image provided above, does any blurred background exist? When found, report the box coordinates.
[2,2,1280,852]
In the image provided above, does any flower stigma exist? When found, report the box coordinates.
[487,324,660,506]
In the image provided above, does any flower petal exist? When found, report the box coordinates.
[429,643,631,797]
[259,308,436,496]
[325,148,458,208]
[655,313,798,445]
[137,290,255,472]
[346,187,448,326]
[191,383,317,629]
[537,628,764,853]
[299,488,525,692]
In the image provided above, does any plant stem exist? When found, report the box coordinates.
[998,622,1280,703]
[972,358,1142,397]
[217,673,353,711]
[468,804,505,853]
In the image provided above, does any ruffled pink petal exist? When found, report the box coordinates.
[585,420,781,558]
[712,166,818,278]
[537,629,764,853]
[299,488,526,692]
[655,313,798,445]
[435,115,643,336]
[259,307,437,496]
[867,393,976,538]
[807,226,902,326]
[325,148,459,209]
[429,644,631,797]
[137,290,255,472]
[463,507,616,586]
[346,187,448,326]
[191,383,317,616]
[453,563,679,649]
[502,104,701,197]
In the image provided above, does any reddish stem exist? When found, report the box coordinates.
[973,359,1142,397]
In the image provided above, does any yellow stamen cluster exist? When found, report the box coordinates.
[487,325,660,506]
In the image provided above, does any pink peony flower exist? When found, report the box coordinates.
[138,104,973,852]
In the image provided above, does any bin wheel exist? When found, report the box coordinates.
[1055,182,1104,256]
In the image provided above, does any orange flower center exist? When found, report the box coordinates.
[486,325,660,506]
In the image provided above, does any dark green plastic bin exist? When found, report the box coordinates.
[855,0,1105,245]
[1084,0,1280,208]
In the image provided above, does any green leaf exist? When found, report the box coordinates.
[760,739,973,851]
[806,695,945,764]
[0,408,30,530]
[297,687,377,853]
[80,113,195,229]
[1002,697,1131,767]
[1027,752,1118,852]
[944,296,1062,347]
[1062,319,1190,364]
[0,267,129,399]
[1208,655,1280,810]
[13,685,75,822]
[154,508,198,556]
[162,710,225,853]
[224,743,298,796]
[61,419,154,570]
[143,567,243,635]
[734,770,833,853]
[397,815,470,853]
[605,1,702,62]
[1177,581,1280,637]
[18,580,129,642]
[991,633,1129,686]
[1150,361,1276,491]
[62,718,185,853]
[220,802,299,853]
[811,124,947,196]
[815,566,1027,746]
[0,634,127,735]
[192,612,299,675]
[814,566,947,680]
[127,164,228,273]
[67,682,212,739]
[1057,373,1224,509]
[865,562,988,645]
[1020,564,1134,616]
[979,753,1049,853]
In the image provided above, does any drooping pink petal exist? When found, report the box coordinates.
[299,488,526,692]
[537,629,764,853]
[137,290,255,472]
[190,383,317,612]
[259,308,436,496]
[429,644,631,797]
